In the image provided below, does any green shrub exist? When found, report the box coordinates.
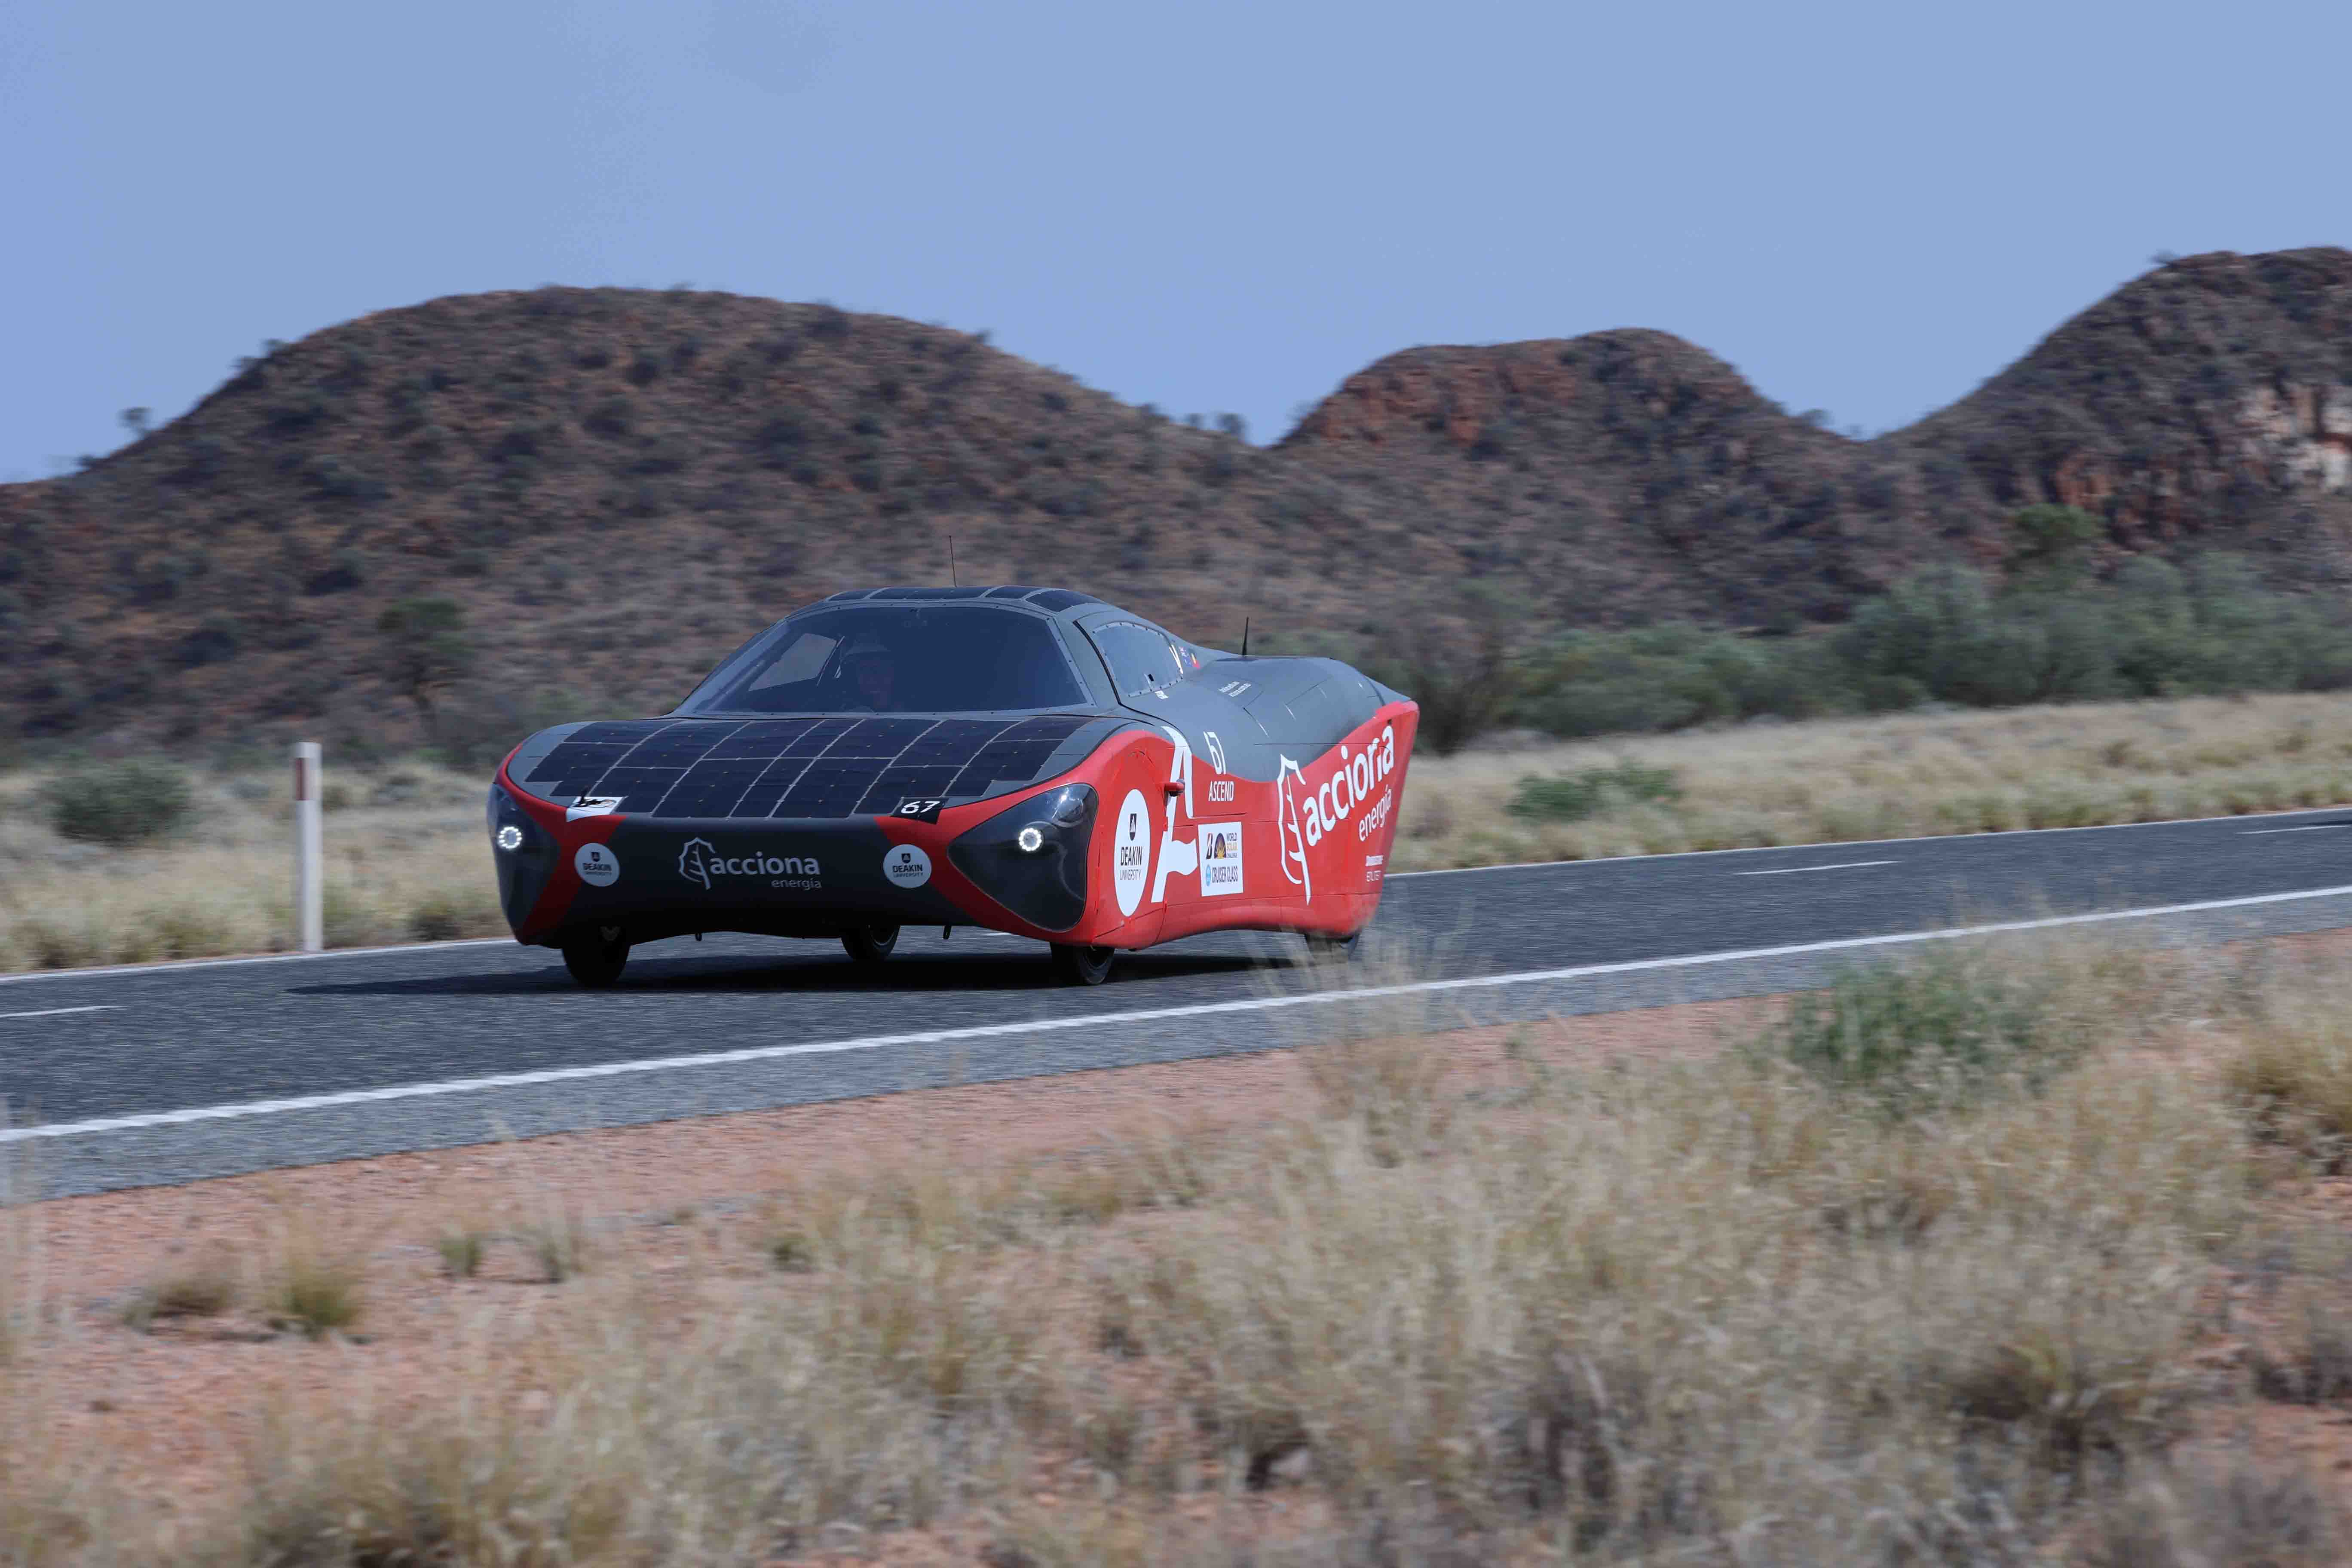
[41,759,195,847]
[1479,548,2352,744]
[1509,772,1607,821]
[1763,948,2086,1119]
[1508,759,1682,822]
[1833,554,2352,711]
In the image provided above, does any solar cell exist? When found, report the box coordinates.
[517,713,1100,818]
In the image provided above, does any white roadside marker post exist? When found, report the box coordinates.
[293,741,324,953]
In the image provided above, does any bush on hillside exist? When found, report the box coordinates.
[1514,623,1854,737]
[1481,548,2352,745]
[1336,583,1533,756]
[425,686,609,773]
[42,759,196,848]
[375,597,475,726]
[1835,555,2352,707]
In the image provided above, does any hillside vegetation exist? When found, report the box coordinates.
[3,249,2349,755]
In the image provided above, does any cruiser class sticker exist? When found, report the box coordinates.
[1199,822,1244,896]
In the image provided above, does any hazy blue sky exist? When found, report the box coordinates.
[3,0,2344,480]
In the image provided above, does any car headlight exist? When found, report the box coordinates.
[496,824,525,851]
[949,784,1096,930]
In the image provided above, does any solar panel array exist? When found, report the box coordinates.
[819,585,1101,610]
[521,714,1096,820]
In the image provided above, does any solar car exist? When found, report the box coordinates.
[488,586,1419,986]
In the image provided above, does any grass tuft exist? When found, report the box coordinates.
[268,1232,364,1338]
[525,1213,588,1283]
[433,1226,486,1279]
[765,1226,815,1273]
[121,1246,238,1331]
[2229,1002,2352,1163]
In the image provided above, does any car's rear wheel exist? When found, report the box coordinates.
[561,927,630,988]
[1305,931,1362,966]
[842,923,900,963]
[1049,943,1116,986]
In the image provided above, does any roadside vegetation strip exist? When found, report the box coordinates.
[0,759,504,975]
[1396,688,2352,870]
[5,689,2352,974]
[11,934,2352,1563]
[12,882,2352,1149]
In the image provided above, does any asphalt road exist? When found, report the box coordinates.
[9,806,2352,1193]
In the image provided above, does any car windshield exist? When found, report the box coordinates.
[675,604,1091,716]
[1089,620,1196,698]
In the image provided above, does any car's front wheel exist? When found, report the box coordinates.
[561,927,630,988]
[1049,943,1116,986]
[842,923,900,963]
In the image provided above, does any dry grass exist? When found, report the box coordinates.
[0,1140,40,1368]
[1396,689,2352,868]
[433,1225,487,1280]
[2076,1461,2346,1567]
[266,1240,364,1340]
[0,760,501,973]
[2228,983,2352,1164]
[117,1245,238,1332]
[16,940,2352,1562]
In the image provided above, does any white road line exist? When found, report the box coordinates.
[2242,826,2350,835]
[0,1005,115,1021]
[1734,860,1896,877]
[10,881,2352,1147]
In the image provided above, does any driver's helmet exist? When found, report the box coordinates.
[839,632,894,667]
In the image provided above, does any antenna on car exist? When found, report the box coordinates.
[1241,616,1250,656]
[948,534,959,588]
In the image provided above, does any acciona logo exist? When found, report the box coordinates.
[678,837,821,889]
[1290,725,1398,850]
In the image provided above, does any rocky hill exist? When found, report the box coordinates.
[1280,248,2352,619]
[3,248,2346,753]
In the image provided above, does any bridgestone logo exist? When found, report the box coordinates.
[678,836,820,890]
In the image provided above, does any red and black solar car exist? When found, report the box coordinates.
[489,586,1418,986]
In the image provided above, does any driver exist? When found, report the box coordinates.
[839,632,897,711]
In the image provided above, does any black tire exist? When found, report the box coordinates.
[1305,930,1362,966]
[842,923,900,963]
[1049,943,1116,986]
[560,927,630,989]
